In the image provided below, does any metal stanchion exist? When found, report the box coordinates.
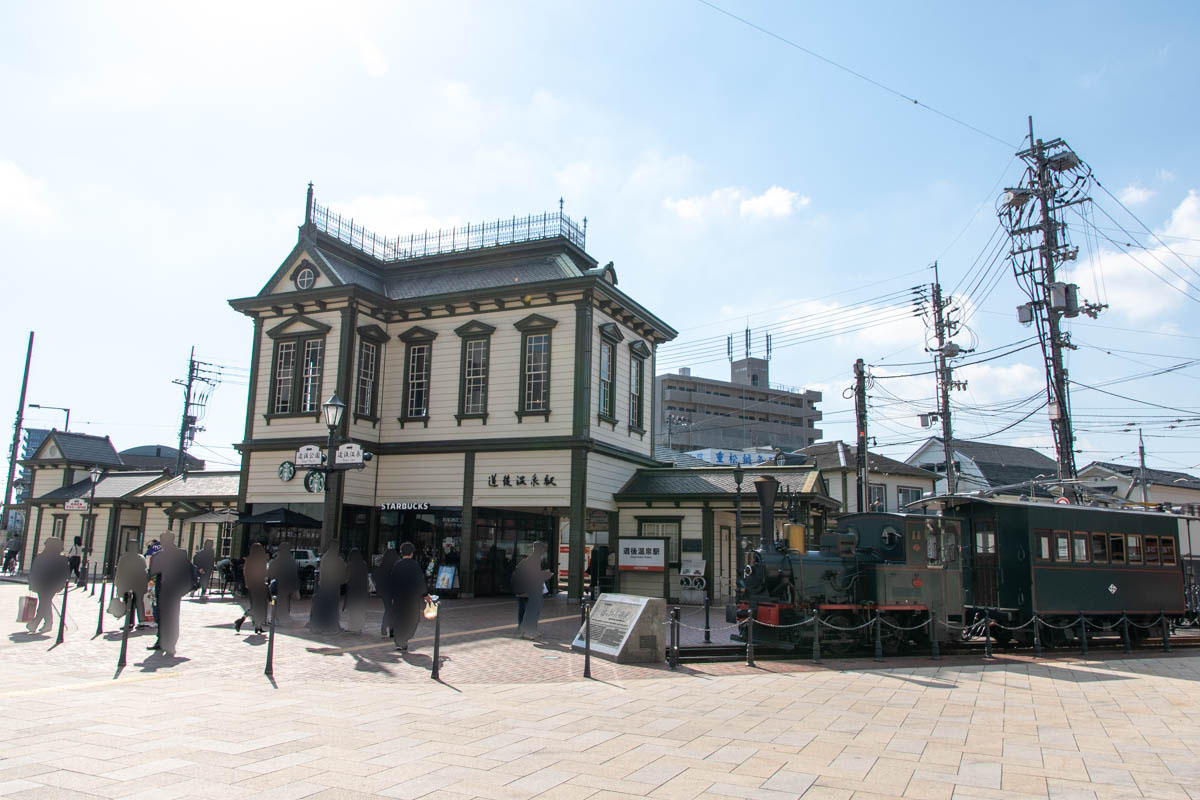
[264,597,276,677]
[811,612,821,664]
[1121,612,1132,654]
[929,609,940,660]
[746,607,756,668]
[583,598,592,679]
[1032,615,1042,658]
[983,609,993,659]
[704,595,711,644]
[873,611,883,663]
[1079,613,1088,657]
[431,601,442,681]
[90,564,97,596]
[95,574,107,637]
[55,581,69,645]
[117,592,133,669]
[668,607,680,670]
[1161,612,1171,653]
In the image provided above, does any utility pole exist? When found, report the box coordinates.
[929,263,963,495]
[3,332,33,533]
[853,358,868,513]
[999,116,1105,502]
[174,347,198,477]
[1138,428,1150,505]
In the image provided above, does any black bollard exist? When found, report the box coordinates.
[95,575,107,637]
[583,598,592,679]
[55,581,69,645]
[873,612,883,663]
[1079,613,1088,657]
[671,606,681,670]
[90,564,97,596]
[812,612,821,664]
[1161,612,1171,653]
[929,609,940,661]
[1121,613,1132,654]
[431,601,442,681]
[983,609,993,659]
[746,606,756,667]
[1032,615,1042,658]
[264,598,276,677]
[704,595,711,644]
[118,592,133,668]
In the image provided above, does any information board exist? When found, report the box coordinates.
[572,593,648,657]
[617,538,666,572]
[435,565,458,590]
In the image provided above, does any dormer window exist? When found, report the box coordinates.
[295,266,316,290]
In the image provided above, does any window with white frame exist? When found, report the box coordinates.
[638,519,681,564]
[462,339,489,415]
[629,354,644,430]
[598,340,614,419]
[514,314,557,419]
[355,339,378,418]
[897,485,923,508]
[868,483,887,511]
[406,343,430,418]
[300,339,324,413]
[272,341,296,414]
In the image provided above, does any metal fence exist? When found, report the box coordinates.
[310,201,586,263]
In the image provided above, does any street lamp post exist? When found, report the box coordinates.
[80,466,101,586]
[321,395,346,550]
[29,404,70,431]
[733,461,744,590]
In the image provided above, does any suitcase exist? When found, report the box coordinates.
[17,595,36,623]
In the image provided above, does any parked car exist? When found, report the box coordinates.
[291,549,320,571]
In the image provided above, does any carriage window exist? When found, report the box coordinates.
[1161,538,1177,565]
[1036,530,1052,561]
[925,523,942,567]
[975,530,996,554]
[1053,531,1071,562]
[941,521,960,563]
[1072,533,1089,563]
[1109,534,1125,564]
[1091,533,1108,562]
[1143,536,1159,565]
[1126,535,1143,564]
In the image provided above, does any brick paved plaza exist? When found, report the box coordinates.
[2,582,1200,799]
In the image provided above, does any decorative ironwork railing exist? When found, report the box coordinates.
[309,199,586,263]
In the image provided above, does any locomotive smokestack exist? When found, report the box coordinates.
[754,474,779,550]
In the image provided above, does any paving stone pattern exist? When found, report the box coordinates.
[2,583,1200,799]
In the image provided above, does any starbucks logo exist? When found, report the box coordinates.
[278,461,296,482]
[304,470,325,493]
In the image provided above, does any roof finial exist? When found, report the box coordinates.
[305,182,314,226]
[559,197,564,214]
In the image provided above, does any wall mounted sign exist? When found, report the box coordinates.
[379,501,431,511]
[64,498,90,511]
[304,470,325,493]
[486,473,557,487]
[296,445,323,468]
[618,538,666,572]
[278,461,296,482]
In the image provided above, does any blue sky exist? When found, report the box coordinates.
[1,1,1198,477]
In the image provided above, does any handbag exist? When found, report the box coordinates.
[17,595,36,623]
[422,599,438,620]
[107,595,127,619]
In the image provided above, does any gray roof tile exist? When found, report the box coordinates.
[37,431,124,467]
[138,472,240,498]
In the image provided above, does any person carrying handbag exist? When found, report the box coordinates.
[513,542,552,640]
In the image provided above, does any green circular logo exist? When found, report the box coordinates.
[278,461,296,482]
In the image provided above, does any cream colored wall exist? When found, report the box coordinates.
[590,308,653,456]
[246,450,327,504]
[375,453,466,506]
[29,466,66,499]
[347,313,389,444]
[379,303,577,443]
[341,457,379,507]
[824,469,935,512]
[142,507,171,545]
[473,450,571,507]
[615,504,705,599]
[251,308,345,440]
[586,453,639,511]
[266,250,334,295]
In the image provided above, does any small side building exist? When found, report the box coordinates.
[797,441,939,513]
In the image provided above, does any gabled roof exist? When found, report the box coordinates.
[35,471,165,502]
[29,430,124,467]
[118,445,204,471]
[1081,461,1200,491]
[653,446,708,467]
[136,471,240,499]
[943,438,1057,469]
[798,442,936,480]
[617,466,835,505]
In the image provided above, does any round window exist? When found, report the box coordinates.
[295,267,315,290]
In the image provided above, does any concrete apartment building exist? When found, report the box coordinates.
[655,357,822,453]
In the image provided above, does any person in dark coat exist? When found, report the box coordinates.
[268,543,299,624]
[148,532,190,656]
[308,543,346,633]
[235,542,269,634]
[27,537,69,633]
[388,542,430,651]
[374,547,398,637]
[344,548,370,634]
[115,541,150,628]
[193,540,216,600]
[513,542,552,640]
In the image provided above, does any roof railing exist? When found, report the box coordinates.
[308,195,586,263]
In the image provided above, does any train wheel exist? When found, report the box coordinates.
[878,615,909,655]
[821,613,858,657]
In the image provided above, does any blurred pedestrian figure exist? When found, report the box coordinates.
[375,547,398,637]
[3,532,20,574]
[67,536,83,582]
[514,542,552,640]
[115,540,150,628]
[27,538,68,633]
[344,548,370,634]
[309,542,346,633]
[235,542,269,634]
[193,540,215,601]
[389,542,430,651]
[147,532,190,656]
[268,543,299,624]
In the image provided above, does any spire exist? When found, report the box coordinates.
[305,182,314,226]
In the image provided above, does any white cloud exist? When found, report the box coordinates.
[359,39,387,78]
[1117,184,1154,205]
[0,161,56,229]
[663,185,810,221]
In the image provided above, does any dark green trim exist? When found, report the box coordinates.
[356,323,388,343]
[628,350,646,433]
[266,315,332,339]
[397,325,438,343]
[597,322,624,343]
[352,337,381,426]
[512,313,560,332]
[568,448,587,600]
[649,346,658,452]
[460,452,476,598]
[588,440,662,468]
[597,338,616,422]
[238,317,263,514]
[398,335,433,427]
[702,507,714,600]
[572,297,593,439]
[264,331,328,421]
[516,325,553,421]
[456,324,494,425]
